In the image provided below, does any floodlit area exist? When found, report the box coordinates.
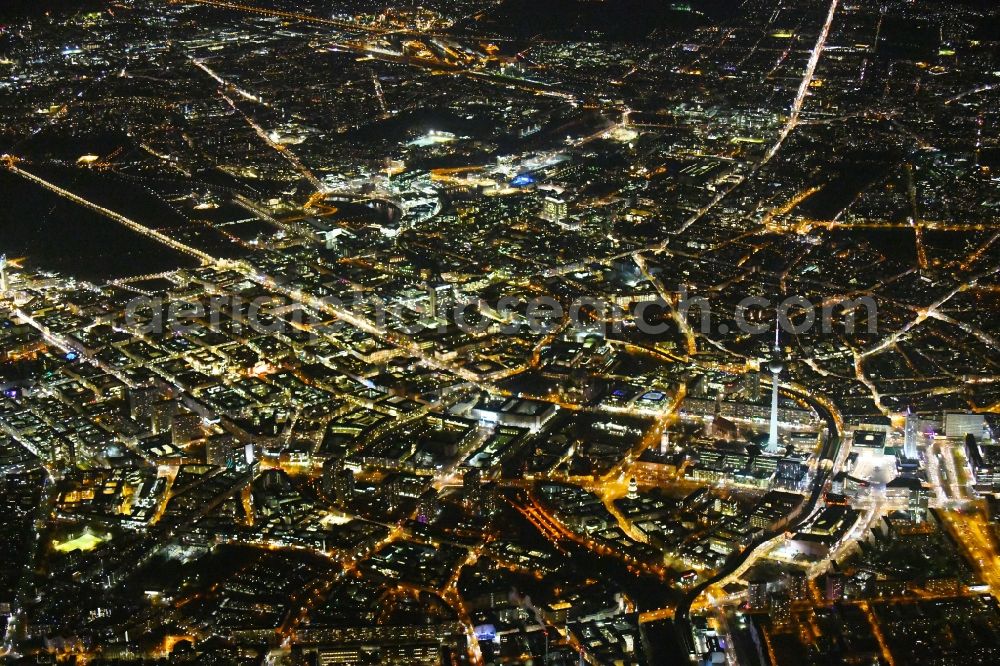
[52,532,108,554]
[850,449,897,486]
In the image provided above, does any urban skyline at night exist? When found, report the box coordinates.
[0,1,999,664]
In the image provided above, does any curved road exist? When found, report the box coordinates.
[672,389,842,652]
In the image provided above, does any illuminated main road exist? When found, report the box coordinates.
[189,59,326,193]
[762,0,841,165]
[4,160,214,263]
[168,0,389,34]
[674,0,840,236]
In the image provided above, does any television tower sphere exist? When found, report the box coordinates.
[768,358,784,374]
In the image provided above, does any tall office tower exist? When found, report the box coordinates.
[416,488,441,524]
[787,571,809,601]
[171,412,204,445]
[127,385,160,426]
[333,467,355,506]
[322,457,343,496]
[244,442,258,467]
[383,476,404,512]
[908,487,928,523]
[323,457,354,506]
[903,409,919,459]
[749,370,761,401]
[825,572,845,602]
[206,433,237,467]
[419,269,449,322]
[541,195,567,223]
[427,281,438,319]
[151,399,177,435]
[769,593,792,630]
[0,254,8,295]
[748,579,769,609]
[424,282,450,322]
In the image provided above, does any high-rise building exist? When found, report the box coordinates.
[333,467,355,506]
[825,572,845,602]
[479,482,501,521]
[418,269,451,322]
[127,386,160,426]
[541,196,567,223]
[206,433,237,467]
[903,410,919,460]
[172,412,204,445]
[787,571,809,601]
[908,487,928,523]
[769,593,792,630]
[427,282,438,320]
[383,475,405,512]
[830,470,847,495]
[747,370,761,401]
[324,457,355,506]
[322,457,343,495]
[151,399,177,435]
[748,579,769,609]
[416,488,441,524]
[244,442,258,467]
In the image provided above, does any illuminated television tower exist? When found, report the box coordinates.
[766,317,784,454]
